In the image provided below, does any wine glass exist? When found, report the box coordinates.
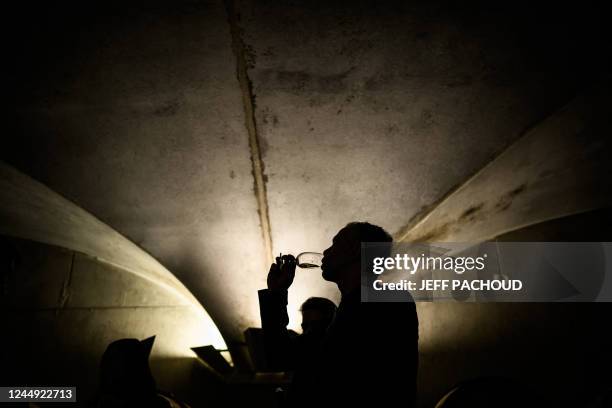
[296,252,323,269]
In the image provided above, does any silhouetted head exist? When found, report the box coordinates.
[321,222,392,293]
[300,296,337,334]
[98,337,157,402]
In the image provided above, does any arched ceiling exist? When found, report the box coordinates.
[3,0,610,347]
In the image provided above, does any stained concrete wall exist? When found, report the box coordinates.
[3,0,268,347]
[0,236,226,406]
[0,160,226,350]
[0,161,205,304]
[0,162,228,405]
[232,0,606,322]
[396,83,612,243]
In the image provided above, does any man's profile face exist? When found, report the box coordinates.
[321,227,359,282]
[301,309,326,334]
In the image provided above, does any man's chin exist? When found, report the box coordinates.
[321,268,336,282]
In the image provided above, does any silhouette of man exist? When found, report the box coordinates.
[266,222,419,407]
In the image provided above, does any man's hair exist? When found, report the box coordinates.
[343,222,393,245]
[300,297,337,321]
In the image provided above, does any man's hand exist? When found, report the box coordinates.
[267,254,296,291]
